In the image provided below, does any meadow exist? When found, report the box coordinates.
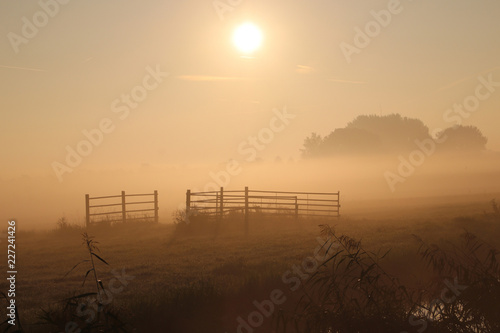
[1,193,500,332]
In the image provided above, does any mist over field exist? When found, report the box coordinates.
[1,0,500,332]
[2,147,500,229]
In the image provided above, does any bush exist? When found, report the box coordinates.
[280,226,500,333]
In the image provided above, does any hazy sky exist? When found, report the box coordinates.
[1,0,500,226]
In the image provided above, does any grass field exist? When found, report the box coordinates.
[1,194,500,332]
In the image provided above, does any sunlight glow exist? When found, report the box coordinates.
[233,23,263,54]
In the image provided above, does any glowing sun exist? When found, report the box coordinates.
[233,23,263,54]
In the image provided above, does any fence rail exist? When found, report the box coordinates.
[186,187,340,233]
[85,190,158,227]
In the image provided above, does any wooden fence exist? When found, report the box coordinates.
[85,190,158,227]
[186,187,340,231]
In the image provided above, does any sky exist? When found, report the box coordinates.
[1,0,500,226]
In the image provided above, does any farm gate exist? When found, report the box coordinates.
[85,190,159,227]
[186,187,340,232]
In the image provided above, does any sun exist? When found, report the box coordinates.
[233,23,263,54]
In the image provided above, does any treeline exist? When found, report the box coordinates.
[302,114,488,158]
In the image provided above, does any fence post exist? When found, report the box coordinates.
[337,191,341,218]
[295,196,299,221]
[154,190,159,223]
[186,190,191,220]
[219,187,224,221]
[121,191,126,224]
[244,186,249,235]
[85,194,90,228]
[216,192,219,217]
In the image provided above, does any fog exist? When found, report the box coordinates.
[2,1,500,233]
[3,149,499,230]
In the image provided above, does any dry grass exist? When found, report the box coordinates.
[0,197,499,332]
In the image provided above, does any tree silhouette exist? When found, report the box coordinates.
[321,128,382,155]
[345,114,430,152]
[301,132,324,158]
[437,125,488,152]
[301,114,433,157]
